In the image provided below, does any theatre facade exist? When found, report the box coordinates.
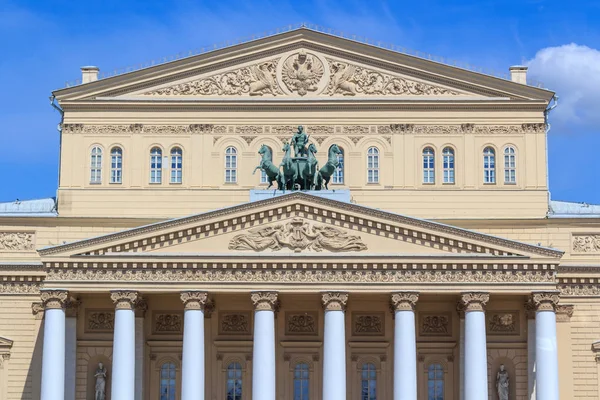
[1,27,600,400]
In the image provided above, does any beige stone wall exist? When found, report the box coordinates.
[0,295,43,400]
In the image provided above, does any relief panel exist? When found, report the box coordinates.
[219,311,252,335]
[285,312,318,336]
[487,311,519,335]
[0,232,35,251]
[152,312,184,334]
[352,312,385,336]
[85,309,115,333]
[419,313,451,336]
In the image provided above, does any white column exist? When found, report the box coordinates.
[321,292,348,400]
[181,291,209,400]
[65,298,80,400]
[251,291,278,400]
[391,292,419,400]
[460,292,489,400]
[459,315,465,400]
[135,299,147,400]
[110,290,139,400]
[532,291,560,400]
[527,307,536,400]
[40,289,68,400]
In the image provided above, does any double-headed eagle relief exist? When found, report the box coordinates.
[143,49,461,97]
[228,217,367,253]
[252,125,342,191]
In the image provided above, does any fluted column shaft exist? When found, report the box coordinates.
[40,289,69,400]
[110,290,139,400]
[391,292,419,400]
[532,291,560,400]
[461,292,489,400]
[251,291,278,400]
[322,292,348,400]
[181,291,209,400]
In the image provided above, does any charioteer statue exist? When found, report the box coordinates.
[254,125,342,191]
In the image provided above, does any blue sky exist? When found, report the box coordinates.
[1,0,599,203]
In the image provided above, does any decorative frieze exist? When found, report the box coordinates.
[250,291,279,311]
[219,312,251,334]
[235,126,264,135]
[390,291,419,312]
[180,291,208,310]
[154,313,183,333]
[0,232,34,251]
[286,312,317,335]
[572,235,600,253]
[352,312,384,336]
[412,125,462,135]
[0,282,41,294]
[110,290,139,310]
[487,312,518,335]
[40,289,68,310]
[420,314,450,336]
[460,292,490,312]
[531,291,560,312]
[307,125,334,135]
[228,218,367,252]
[560,284,600,297]
[86,310,115,332]
[321,292,348,311]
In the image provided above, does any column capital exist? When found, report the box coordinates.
[110,290,139,310]
[250,291,279,311]
[460,292,490,312]
[390,291,419,312]
[65,296,82,317]
[135,297,148,317]
[180,291,209,310]
[531,291,560,312]
[40,289,69,310]
[321,291,348,311]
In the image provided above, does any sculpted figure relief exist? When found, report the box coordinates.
[281,50,325,96]
[496,364,509,400]
[228,217,367,252]
[94,362,107,400]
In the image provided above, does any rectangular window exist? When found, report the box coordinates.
[170,153,182,183]
[150,155,162,184]
[443,155,454,184]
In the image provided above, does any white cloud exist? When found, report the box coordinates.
[526,44,600,131]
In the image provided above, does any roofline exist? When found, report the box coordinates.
[52,27,554,102]
[39,191,563,258]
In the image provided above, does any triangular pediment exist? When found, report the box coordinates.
[39,193,562,262]
[53,28,554,102]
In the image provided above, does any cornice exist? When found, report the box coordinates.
[39,193,562,259]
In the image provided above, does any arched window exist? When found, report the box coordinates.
[423,147,435,184]
[332,147,344,184]
[367,147,379,184]
[225,147,238,183]
[150,147,163,184]
[293,363,310,400]
[226,362,243,400]
[442,147,455,184]
[90,146,102,183]
[170,147,183,184]
[483,147,496,184]
[361,363,377,400]
[259,146,273,184]
[504,146,516,184]
[159,362,176,400]
[427,363,444,400]
[110,147,123,184]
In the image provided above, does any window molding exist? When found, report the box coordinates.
[89,145,103,184]
[442,146,455,185]
[225,146,238,184]
[170,146,183,184]
[149,146,163,185]
[483,145,497,185]
[503,145,517,185]
[422,146,436,185]
[367,146,380,184]
[109,146,123,185]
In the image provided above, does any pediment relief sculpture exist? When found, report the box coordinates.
[141,49,466,98]
[228,217,367,253]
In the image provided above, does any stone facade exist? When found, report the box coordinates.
[0,27,599,400]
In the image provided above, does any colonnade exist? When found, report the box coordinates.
[38,289,561,400]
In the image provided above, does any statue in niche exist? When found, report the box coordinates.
[94,362,107,400]
[496,364,509,400]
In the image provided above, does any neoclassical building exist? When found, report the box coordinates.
[1,27,599,400]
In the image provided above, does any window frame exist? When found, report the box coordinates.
[332,147,345,185]
[224,146,238,184]
[149,146,163,184]
[503,146,517,185]
[90,146,103,184]
[159,361,177,400]
[367,146,380,184]
[426,363,445,400]
[109,146,123,184]
[442,147,455,185]
[292,362,310,400]
[225,361,243,400]
[483,146,496,184]
[422,146,436,184]
[170,147,183,184]
[360,362,377,400]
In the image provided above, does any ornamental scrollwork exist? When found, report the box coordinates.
[281,50,325,96]
[40,289,69,310]
[144,59,283,96]
[250,291,279,311]
[390,292,419,311]
[180,291,208,310]
[228,218,367,252]
[572,235,600,253]
[531,291,560,311]
[460,292,490,312]
[110,290,139,310]
[321,292,348,311]
[0,232,34,251]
